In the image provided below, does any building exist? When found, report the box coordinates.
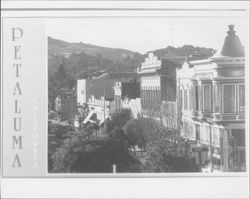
[83,95,111,126]
[77,79,115,105]
[177,25,245,172]
[77,72,139,105]
[95,72,138,81]
[137,52,179,126]
[112,80,141,118]
[80,72,139,125]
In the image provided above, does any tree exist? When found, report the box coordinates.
[51,133,111,173]
[51,127,141,173]
[124,117,199,172]
[105,108,132,134]
[142,126,199,172]
[48,77,59,111]
[124,117,159,156]
[160,101,177,130]
[107,127,141,172]
[143,143,199,172]
[56,63,67,80]
[50,114,198,173]
[86,122,100,135]
[48,63,76,110]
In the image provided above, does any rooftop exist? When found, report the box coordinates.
[219,25,244,57]
[95,72,139,80]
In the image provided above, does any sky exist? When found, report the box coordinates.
[47,17,248,54]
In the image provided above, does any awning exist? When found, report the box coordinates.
[83,111,95,124]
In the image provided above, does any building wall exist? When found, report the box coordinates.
[77,79,115,105]
[140,75,161,115]
[112,80,141,116]
[161,77,176,101]
[121,81,140,99]
[77,79,86,105]
[177,57,245,172]
[141,89,161,113]
[138,53,178,119]
[87,96,111,124]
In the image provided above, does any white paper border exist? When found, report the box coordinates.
[1,1,249,198]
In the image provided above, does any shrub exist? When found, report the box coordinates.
[51,128,141,173]
[105,108,132,134]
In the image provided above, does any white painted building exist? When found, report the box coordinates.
[83,95,111,125]
[77,79,114,105]
[77,79,86,104]
[177,25,245,172]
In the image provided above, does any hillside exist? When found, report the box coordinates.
[48,36,137,62]
[48,37,215,78]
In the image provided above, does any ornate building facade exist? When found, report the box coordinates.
[137,53,178,123]
[177,25,245,172]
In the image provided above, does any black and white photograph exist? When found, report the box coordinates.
[1,1,249,198]
[47,18,247,173]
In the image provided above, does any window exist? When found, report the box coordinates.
[195,124,200,141]
[183,90,188,110]
[214,85,221,113]
[231,129,246,171]
[179,90,183,109]
[203,84,211,112]
[152,88,155,108]
[239,85,245,113]
[189,88,193,110]
[223,85,236,113]
[212,127,220,148]
[157,88,161,109]
[195,85,199,110]
[188,124,195,140]
[199,85,203,111]
[149,88,152,107]
[232,129,245,147]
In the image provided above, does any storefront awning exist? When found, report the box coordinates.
[83,111,95,124]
